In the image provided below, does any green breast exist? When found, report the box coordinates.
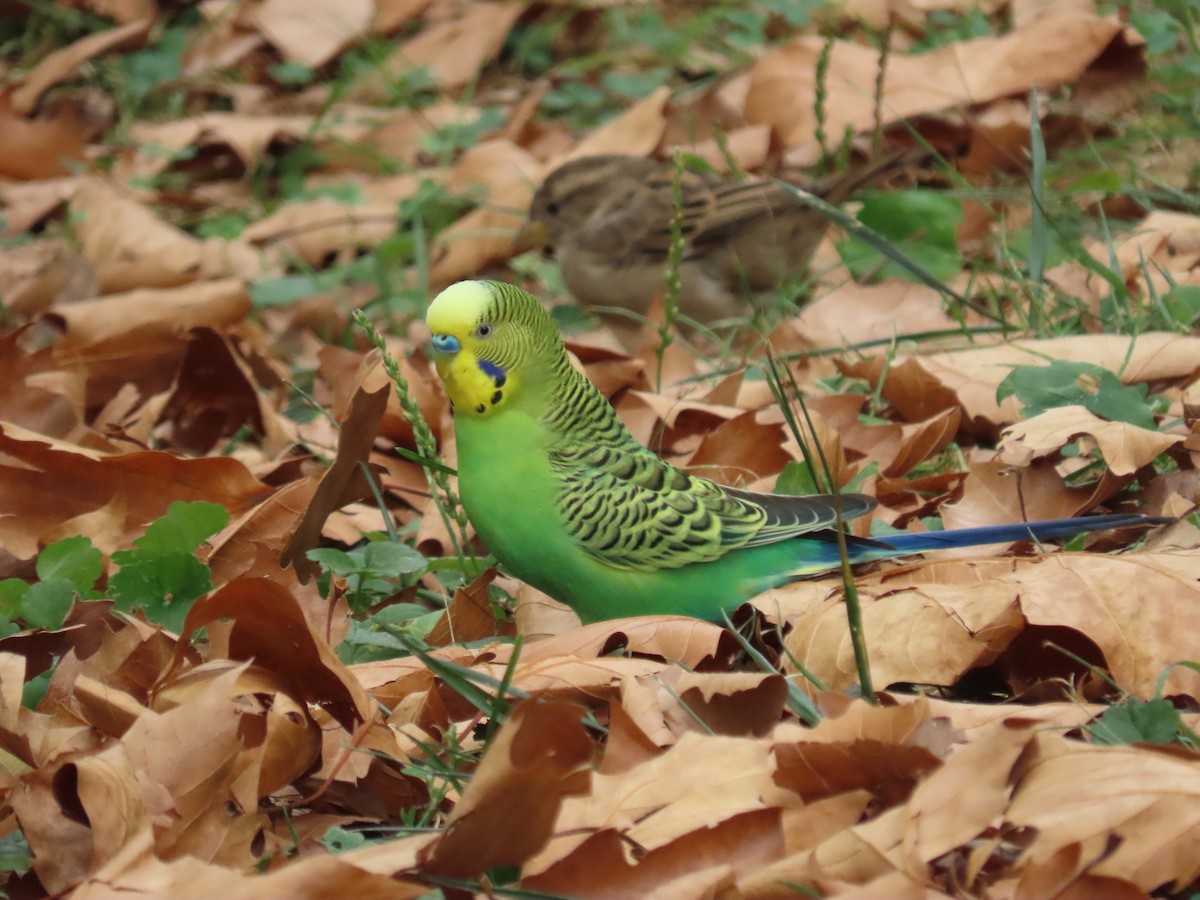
[452,408,576,585]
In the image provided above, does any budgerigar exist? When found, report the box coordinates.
[426,280,1168,623]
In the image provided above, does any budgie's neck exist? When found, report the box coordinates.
[532,345,652,460]
[533,346,643,454]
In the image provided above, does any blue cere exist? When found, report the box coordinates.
[431,334,461,353]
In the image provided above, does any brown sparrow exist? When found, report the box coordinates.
[513,152,921,339]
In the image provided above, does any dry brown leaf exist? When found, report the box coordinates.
[526,808,785,899]
[736,793,876,898]
[379,1,526,90]
[525,731,777,877]
[69,828,425,899]
[663,123,773,172]
[939,452,1105,528]
[898,721,1035,876]
[957,97,1040,177]
[73,674,149,737]
[780,569,1023,693]
[426,569,505,646]
[602,698,666,774]
[0,238,95,318]
[280,378,390,583]
[513,654,671,706]
[206,476,318,586]
[122,111,376,181]
[1005,552,1200,698]
[903,695,1105,742]
[514,581,584,637]
[181,578,375,728]
[249,0,374,67]
[1104,210,1200,282]
[664,670,788,738]
[0,421,269,559]
[43,613,178,727]
[998,405,1182,476]
[422,699,593,876]
[11,19,152,115]
[318,344,440,447]
[374,0,432,34]
[772,700,949,808]
[629,389,747,431]
[1007,733,1200,892]
[830,550,1200,698]
[789,281,966,349]
[0,324,85,439]
[152,327,297,455]
[838,406,962,479]
[1012,843,1151,900]
[45,280,253,407]
[0,176,80,235]
[564,85,672,160]
[13,748,148,892]
[0,92,88,180]
[745,13,1139,160]
[47,277,251,345]
[71,179,266,293]
[428,140,543,286]
[153,660,322,795]
[843,332,1200,434]
[241,188,415,266]
[85,0,158,22]
[684,410,792,487]
[516,616,734,670]
[17,664,276,889]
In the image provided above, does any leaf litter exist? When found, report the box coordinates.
[0,1,1198,898]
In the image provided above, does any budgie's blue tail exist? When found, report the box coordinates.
[848,513,1171,565]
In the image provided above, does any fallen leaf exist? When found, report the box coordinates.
[378,1,526,90]
[0,92,87,180]
[280,378,390,583]
[0,421,269,560]
[745,13,1140,160]
[998,405,1182,476]
[1007,732,1200,892]
[181,578,375,729]
[11,19,151,115]
[790,281,966,349]
[422,699,593,876]
[525,731,776,877]
[249,0,373,67]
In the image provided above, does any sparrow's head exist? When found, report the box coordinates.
[514,155,660,253]
[426,281,566,418]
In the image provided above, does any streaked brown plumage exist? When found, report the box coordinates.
[513,152,920,340]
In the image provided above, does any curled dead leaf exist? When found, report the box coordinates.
[998,405,1181,477]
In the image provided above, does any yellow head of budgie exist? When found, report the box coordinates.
[426,280,545,419]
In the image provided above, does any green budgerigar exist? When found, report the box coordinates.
[426,280,1167,623]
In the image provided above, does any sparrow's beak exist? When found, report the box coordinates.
[511,219,551,255]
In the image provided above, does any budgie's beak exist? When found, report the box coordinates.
[431,334,461,355]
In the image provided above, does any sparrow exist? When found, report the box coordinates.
[512,151,922,341]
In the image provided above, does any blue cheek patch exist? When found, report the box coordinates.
[477,359,507,387]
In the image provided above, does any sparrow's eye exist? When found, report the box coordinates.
[545,201,560,216]
[476,324,493,338]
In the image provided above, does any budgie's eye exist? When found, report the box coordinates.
[476,324,493,338]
